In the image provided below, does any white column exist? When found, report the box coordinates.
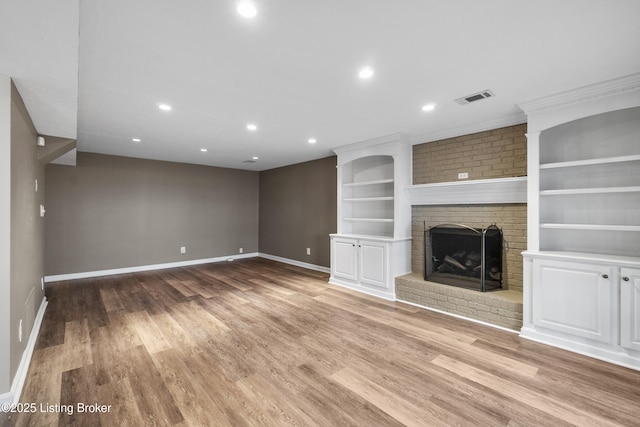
[525,131,540,252]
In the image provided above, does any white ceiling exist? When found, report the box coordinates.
[2,0,640,171]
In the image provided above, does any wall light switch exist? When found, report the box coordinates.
[40,204,46,217]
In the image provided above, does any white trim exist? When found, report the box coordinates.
[409,112,526,145]
[405,176,527,206]
[258,253,330,273]
[518,72,640,116]
[397,298,520,334]
[44,253,259,282]
[0,297,48,405]
[520,326,640,372]
[328,278,397,301]
[332,132,410,157]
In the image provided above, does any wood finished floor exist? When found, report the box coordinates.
[4,258,640,426]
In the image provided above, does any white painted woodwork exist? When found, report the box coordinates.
[519,74,640,370]
[329,235,410,300]
[358,240,386,289]
[532,258,611,343]
[405,176,527,206]
[330,134,412,300]
[332,238,358,282]
[621,268,640,352]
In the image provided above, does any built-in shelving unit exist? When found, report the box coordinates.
[329,133,412,300]
[340,155,396,237]
[518,72,640,371]
[536,106,640,257]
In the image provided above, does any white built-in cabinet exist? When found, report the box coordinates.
[621,268,640,352]
[329,133,411,300]
[519,73,640,370]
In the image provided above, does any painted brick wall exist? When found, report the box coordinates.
[413,124,527,185]
[412,204,527,292]
[409,124,528,294]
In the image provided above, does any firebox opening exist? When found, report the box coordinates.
[424,223,503,292]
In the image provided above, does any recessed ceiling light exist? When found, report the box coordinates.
[200,148,208,152]
[158,103,172,111]
[422,103,436,112]
[252,156,259,160]
[132,138,141,142]
[237,1,257,18]
[358,66,374,79]
[308,138,317,144]
[246,123,257,131]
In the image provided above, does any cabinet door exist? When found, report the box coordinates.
[533,259,611,343]
[332,238,357,282]
[358,240,387,289]
[621,268,640,351]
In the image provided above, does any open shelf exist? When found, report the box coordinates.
[343,217,394,223]
[540,186,640,196]
[535,106,640,258]
[343,197,394,202]
[540,154,640,169]
[540,223,640,232]
[343,179,394,187]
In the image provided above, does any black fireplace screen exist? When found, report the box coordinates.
[424,223,503,292]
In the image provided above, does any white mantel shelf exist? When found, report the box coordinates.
[406,176,527,206]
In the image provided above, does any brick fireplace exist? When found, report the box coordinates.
[396,124,527,330]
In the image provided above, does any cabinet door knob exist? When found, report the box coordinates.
[623,276,630,281]
[602,274,609,279]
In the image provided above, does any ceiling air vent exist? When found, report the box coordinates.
[454,89,495,105]
[243,159,257,164]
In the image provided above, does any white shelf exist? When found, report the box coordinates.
[540,223,640,232]
[405,176,527,205]
[540,154,640,169]
[343,218,394,223]
[343,197,394,202]
[343,179,394,187]
[540,186,640,195]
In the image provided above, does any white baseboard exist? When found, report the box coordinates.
[44,252,260,283]
[258,253,330,273]
[0,297,48,405]
[397,298,520,334]
[520,326,640,371]
[328,278,396,301]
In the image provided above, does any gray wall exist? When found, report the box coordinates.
[0,77,46,395]
[0,75,11,395]
[45,153,259,275]
[259,156,337,267]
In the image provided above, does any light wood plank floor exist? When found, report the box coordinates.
[4,258,640,426]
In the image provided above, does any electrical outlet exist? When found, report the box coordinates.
[239,248,243,254]
[458,172,469,179]
[41,277,44,291]
[180,246,186,254]
[306,247,311,255]
[18,319,23,343]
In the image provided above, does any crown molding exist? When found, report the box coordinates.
[332,132,409,156]
[409,113,526,146]
[518,72,640,115]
